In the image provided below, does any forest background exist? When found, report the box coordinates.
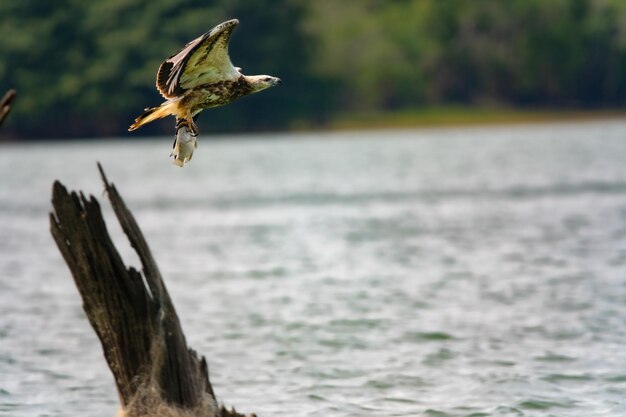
[2,0,626,139]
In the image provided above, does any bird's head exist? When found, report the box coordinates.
[246,75,282,92]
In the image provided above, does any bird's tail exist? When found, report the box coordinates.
[128,100,179,131]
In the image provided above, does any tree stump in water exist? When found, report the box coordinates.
[0,89,16,127]
[49,163,255,417]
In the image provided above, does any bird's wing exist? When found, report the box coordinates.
[156,19,240,99]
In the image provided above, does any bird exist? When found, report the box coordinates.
[128,19,281,166]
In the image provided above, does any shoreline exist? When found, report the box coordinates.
[318,107,626,131]
[2,108,626,142]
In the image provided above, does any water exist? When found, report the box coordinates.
[1,121,626,417]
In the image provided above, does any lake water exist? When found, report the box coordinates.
[1,121,626,417]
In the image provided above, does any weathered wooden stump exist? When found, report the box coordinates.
[49,164,255,417]
[0,89,16,127]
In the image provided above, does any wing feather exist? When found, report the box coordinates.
[156,19,240,98]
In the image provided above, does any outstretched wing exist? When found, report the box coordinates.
[156,19,240,98]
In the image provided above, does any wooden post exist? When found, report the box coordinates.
[0,89,16,127]
[49,163,255,417]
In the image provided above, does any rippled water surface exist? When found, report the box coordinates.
[1,122,626,417]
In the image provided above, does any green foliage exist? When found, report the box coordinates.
[198,0,335,132]
[1,0,626,138]
[306,0,626,109]
[0,0,330,137]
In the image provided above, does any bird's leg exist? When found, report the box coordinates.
[189,115,200,136]
[174,117,198,141]
[173,118,185,149]
[178,113,199,137]
[186,120,199,137]
[172,117,191,154]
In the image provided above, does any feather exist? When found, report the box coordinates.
[156,19,240,99]
[129,19,280,167]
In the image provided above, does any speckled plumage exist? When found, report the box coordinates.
[181,77,254,114]
[128,19,280,166]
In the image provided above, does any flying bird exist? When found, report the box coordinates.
[129,19,281,166]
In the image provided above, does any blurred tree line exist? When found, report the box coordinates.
[1,0,626,138]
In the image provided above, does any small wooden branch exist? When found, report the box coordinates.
[50,163,254,417]
[0,89,16,127]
